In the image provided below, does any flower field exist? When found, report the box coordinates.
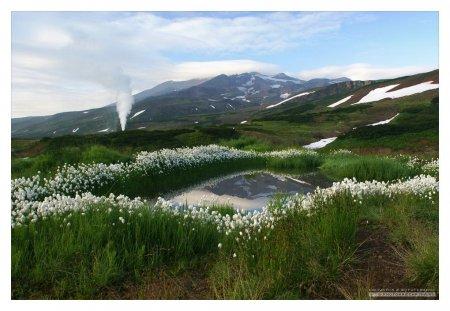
[12,145,317,203]
[11,145,439,299]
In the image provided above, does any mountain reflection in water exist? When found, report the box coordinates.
[167,171,332,211]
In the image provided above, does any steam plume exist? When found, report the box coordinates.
[107,68,134,131]
[116,91,134,131]
[81,65,134,131]
[63,60,135,131]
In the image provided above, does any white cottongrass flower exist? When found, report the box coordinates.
[11,145,316,205]
[10,144,438,243]
[10,174,438,255]
[331,149,352,155]
[422,159,439,175]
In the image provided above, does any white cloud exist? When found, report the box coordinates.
[12,52,57,70]
[297,63,437,81]
[13,12,352,117]
[11,57,280,117]
[115,12,349,54]
[12,87,114,117]
[32,27,73,49]
[168,60,279,80]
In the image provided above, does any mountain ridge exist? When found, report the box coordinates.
[11,70,438,139]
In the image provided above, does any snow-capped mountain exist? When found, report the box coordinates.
[12,72,350,138]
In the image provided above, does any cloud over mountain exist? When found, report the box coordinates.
[12,12,437,117]
[297,63,437,81]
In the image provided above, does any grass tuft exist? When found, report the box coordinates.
[320,155,418,181]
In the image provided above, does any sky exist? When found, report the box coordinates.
[11,11,438,117]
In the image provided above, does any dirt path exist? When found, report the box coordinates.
[337,220,431,299]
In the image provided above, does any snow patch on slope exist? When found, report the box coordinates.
[328,95,353,108]
[368,113,400,126]
[98,128,109,133]
[130,109,146,119]
[72,128,79,133]
[255,73,302,84]
[356,81,439,104]
[303,137,337,149]
[232,96,250,102]
[227,103,235,110]
[266,91,314,109]
[244,76,255,86]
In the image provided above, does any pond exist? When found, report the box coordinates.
[165,171,332,211]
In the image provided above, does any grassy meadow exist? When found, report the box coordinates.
[11,137,438,299]
[11,95,439,299]
[12,176,438,299]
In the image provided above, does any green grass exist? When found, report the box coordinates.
[12,145,132,179]
[176,126,240,147]
[210,193,360,299]
[12,147,326,202]
[12,145,427,205]
[326,97,438,156]
[12,203,221,299]
[12,193,361,299]
[250,91,438,156]
[12,188,439,299]
[11,93,439,179]
[405,235,438,289]
[209,192,439,299]
[239,120,339,147]
[81,145,131,164]
[11,139,41,155]
[219,136,274,152]
[327,130,438,155]
[369,194,439,290]
[267,153,324,172]
[11,126,241,178]
[10,74,439,299]
[320,154,419,182]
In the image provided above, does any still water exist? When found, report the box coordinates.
[166,171,332,211]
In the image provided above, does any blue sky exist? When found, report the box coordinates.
[12,11,438,117]
[156,12,438,71]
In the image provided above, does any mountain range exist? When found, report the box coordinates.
[11,70,439,139]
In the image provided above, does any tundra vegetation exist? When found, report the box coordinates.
[11,142,438,299]
[11,89,439,299]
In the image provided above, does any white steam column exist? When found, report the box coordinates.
[116,91,134,131]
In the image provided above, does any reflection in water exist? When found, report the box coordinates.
[167,171,331,211]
